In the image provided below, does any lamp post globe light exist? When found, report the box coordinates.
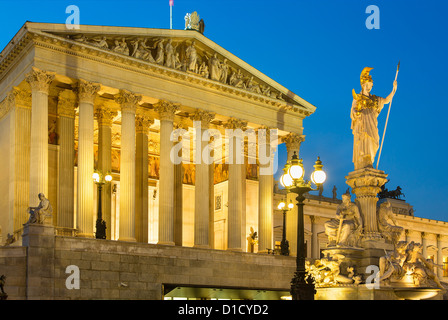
[93,171,113,239]
[277,200,294,256]
[279,152,326,300]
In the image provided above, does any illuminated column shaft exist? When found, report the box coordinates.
[135,113,153,243]
[258,127,275,253]
[173,122,188,246]
[156,101,179,245]
[282,133,305,256]
[57,90,77,229]
[7,88,32,230]
[76,80,100,238]
[226,119,247,251]
[116,90,141,242]
[25,67,55,204]
[191,110,215,249]
[95,106,117,239]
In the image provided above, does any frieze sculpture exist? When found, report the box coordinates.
[26,193,53,225]
[324,192,363,247]
[379,241,444,289]
[67,34,287,102]
[351,67,397,170]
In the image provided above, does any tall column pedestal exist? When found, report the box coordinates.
[22,223,55,300]
[345,167,393,273]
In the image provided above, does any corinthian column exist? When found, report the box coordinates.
[225,118,247,251]
[25,67,55,205]
[173,121,188,246]
[155,100,179,245]
[191,109,215,248]
[57,90,77,229]
[7,87,32,230]
[135,112,154,243]
[258,126,276,253]
[281,133,305,160]
[76,79,101,238]
[115,90,142,242]
[282,132,305,256]
[95,105,117,239]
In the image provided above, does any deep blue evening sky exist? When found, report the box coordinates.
[1,0,447,221]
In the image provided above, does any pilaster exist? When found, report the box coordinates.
[57,89,77,230]
[6,87,32,232]
[135,112,154,243]
[94,104,117,239]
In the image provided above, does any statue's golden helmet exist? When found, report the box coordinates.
[360,67,374,85]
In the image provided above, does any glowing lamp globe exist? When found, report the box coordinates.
[278,202,286,210]
[105,174,113,182]
[311,170,326,185]
[288,164,304,180]
[280,173,294,188]
[311,157,326,185]
[92,172,100,183]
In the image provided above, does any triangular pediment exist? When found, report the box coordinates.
[20,22,315,114]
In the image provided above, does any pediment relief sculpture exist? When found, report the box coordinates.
[66,34,289,103]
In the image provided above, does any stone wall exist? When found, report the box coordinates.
[1,223,297,300]
[0,246,27,299]
[54,236,296,300]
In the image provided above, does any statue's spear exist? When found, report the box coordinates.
[376,61,400,169]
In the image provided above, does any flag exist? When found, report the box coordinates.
[169,0,173,6]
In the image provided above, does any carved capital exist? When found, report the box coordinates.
[189,109,215,128]
[25,67,55,93]
[115,89,142,114]
[224,117,248,130]
[94,106,117,126]
[135,113,154,134]
[154,100,179,121]
[7,87,32,110]
[346,168,388,199]
[76,79,101,104]
[281,132,305,153]
[57,90,77,118]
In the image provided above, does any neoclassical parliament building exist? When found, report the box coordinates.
[0,22,447,300]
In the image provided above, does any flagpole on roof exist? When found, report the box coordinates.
[170,0,173,29]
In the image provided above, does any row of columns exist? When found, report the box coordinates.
[20,67,304,252]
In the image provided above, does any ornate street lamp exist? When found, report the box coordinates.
[93,171,113,239]
[280,152,326,300]
[277,200,294,256]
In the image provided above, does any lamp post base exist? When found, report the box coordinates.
[95,219,107,239]
[290,271,316,300]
